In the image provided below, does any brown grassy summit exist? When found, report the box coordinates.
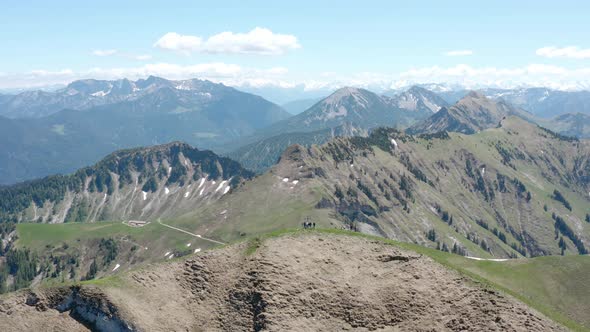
[0,232,567,331]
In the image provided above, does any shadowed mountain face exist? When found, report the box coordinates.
[227,123,367,173]
[0,142,253,223]
[407,91,530,135]
[545,113,590,138]
[0,77,290,184]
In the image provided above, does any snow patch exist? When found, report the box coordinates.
[91,90,107,97]
[168,254,174,259]
[282,178,289,182]
[465,256,509,262]
[481,167,485,176]
[194,248,201,253]
[186,243,191,247]
[222,186,230,195]
[198,178,206,189]
[292,180,299,185]
[142,191,147,201]
[112,264,120,271]
[184,192,190,198]
[215,180,227,192]
[220,210,227,215]
[199,189,205,196]
[165,187,170,195]
[390,138,398,148]
[164,252,170,257]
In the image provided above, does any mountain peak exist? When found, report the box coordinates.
[327,86,365,99]
[465,90,486,99]
[406,85,431,94]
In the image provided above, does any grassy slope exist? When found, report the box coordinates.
[13,219,590,331]
[17,222,197,252]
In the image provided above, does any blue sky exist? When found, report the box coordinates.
[1,0,589,90]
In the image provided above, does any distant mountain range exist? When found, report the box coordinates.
[3,77,590,184]
[0,76,290,120]
[483,87,590,118]
[0,77,289,184]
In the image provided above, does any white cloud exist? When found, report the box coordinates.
[153,32,202,54]
[202,27,300,55]
[395,64,590,90]
[92,49,118,56]
[444,50,473,56]
[92,49,153,61]
[154,28,300,55]
[134,54,152,61]
[536,46,590,59]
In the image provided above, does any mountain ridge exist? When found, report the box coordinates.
[0,141,253,223]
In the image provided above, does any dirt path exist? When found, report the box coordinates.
[157,219,225,246]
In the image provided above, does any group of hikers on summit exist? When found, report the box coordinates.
[303,221,316,229]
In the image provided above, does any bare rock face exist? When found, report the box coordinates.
[0,234,566,331]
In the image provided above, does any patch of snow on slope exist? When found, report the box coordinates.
[142,191,147,200]
[194,248,201,253]
[215,181,227,192]
[397,93,418,110]
[165,187,170,195]
[423,98,442,112]
[112,264,120,271]
[184,192,190,198]
[91,90,107,97]
[391,139,398,148]
[199,188,205,196]
[292,180,299,185]
[223,186,230,195]
[466,256,509,262]
[283,178,289,182]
